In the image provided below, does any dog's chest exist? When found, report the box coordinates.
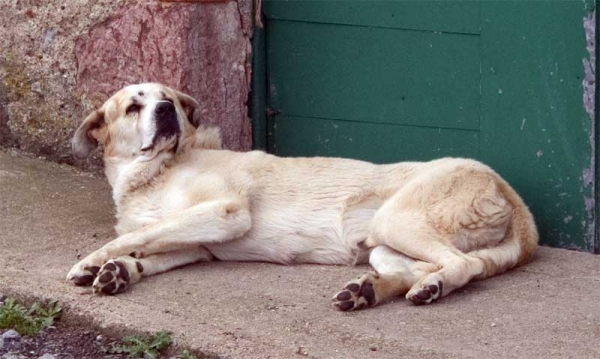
[115,169,231,234]
[115,190,166,234]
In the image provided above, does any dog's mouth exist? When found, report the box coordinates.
[139,134,180,160]
[154,118,181,142]
[139,101,182,158]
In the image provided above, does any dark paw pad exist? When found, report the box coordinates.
[93,260,131,295]
[409,281,443,305]
[72,274,95,286]
[71,265,101,286]
[332,277,377,312]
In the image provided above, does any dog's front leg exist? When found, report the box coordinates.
[89,248,214,295]
[66,199,251,289]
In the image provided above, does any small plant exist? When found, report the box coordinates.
[0,298,62,336]
[180,350,198,359]
[117,330,173,358]
[30,300,62,328]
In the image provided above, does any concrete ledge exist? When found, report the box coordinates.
[1,148,599,358]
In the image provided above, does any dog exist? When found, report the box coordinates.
[67,83,538,310]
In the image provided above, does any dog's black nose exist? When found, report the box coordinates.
[155,101,175,116]
[152,101,180,141]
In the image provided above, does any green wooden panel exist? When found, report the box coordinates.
[259,0,598,252]
[268,20,481,130]
[480,1,595,251]
[263,0,481,34]
[272,116,479,162]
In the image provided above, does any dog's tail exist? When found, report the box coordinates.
[469,178,539,280]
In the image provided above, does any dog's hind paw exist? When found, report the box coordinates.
[332,273,378,311]
[406,273,443,305]
[92,256,144,295]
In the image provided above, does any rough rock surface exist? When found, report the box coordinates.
[1,330,21,351]
[0,324,130,359]
[0,0,253,171]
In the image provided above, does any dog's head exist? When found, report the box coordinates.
[72,83,199,162]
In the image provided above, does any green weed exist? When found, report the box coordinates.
[0,298,62,336]
[180,350,198,359]
[116,330,173,358]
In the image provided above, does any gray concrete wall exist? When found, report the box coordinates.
[0,0,253,170]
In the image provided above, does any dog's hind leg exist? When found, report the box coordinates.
[92,247,213,295]
[360,168,528,306]
[363,206,490,306]
[332,245,437,311]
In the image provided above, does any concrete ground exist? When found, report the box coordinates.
[0,148,599,359]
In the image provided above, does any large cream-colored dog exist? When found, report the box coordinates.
[67,83,538,310]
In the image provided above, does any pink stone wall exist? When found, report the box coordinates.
[0,0,253,170]
[76,1,253,152]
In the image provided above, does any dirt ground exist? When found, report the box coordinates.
[0,322,129,359]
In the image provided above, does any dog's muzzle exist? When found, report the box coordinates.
[153,101,181,142]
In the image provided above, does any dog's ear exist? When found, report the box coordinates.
[174,90,200,127]
[72,109,106,159]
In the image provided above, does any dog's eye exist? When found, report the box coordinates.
[126,104,140,115]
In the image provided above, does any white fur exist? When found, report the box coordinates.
[67,84,539,308]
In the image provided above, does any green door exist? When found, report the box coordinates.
[253,1,598,252]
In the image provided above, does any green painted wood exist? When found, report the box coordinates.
[268,20,481,130]
[263,0,481,34]
[260,1,597,251]
[272,116,479,162]
[480,1,595,251]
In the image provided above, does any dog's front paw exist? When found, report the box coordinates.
[92,256,144,295]
[332,273,378,311]
[66,260,102,286]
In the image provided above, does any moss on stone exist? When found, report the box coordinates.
[1,51,32,100]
